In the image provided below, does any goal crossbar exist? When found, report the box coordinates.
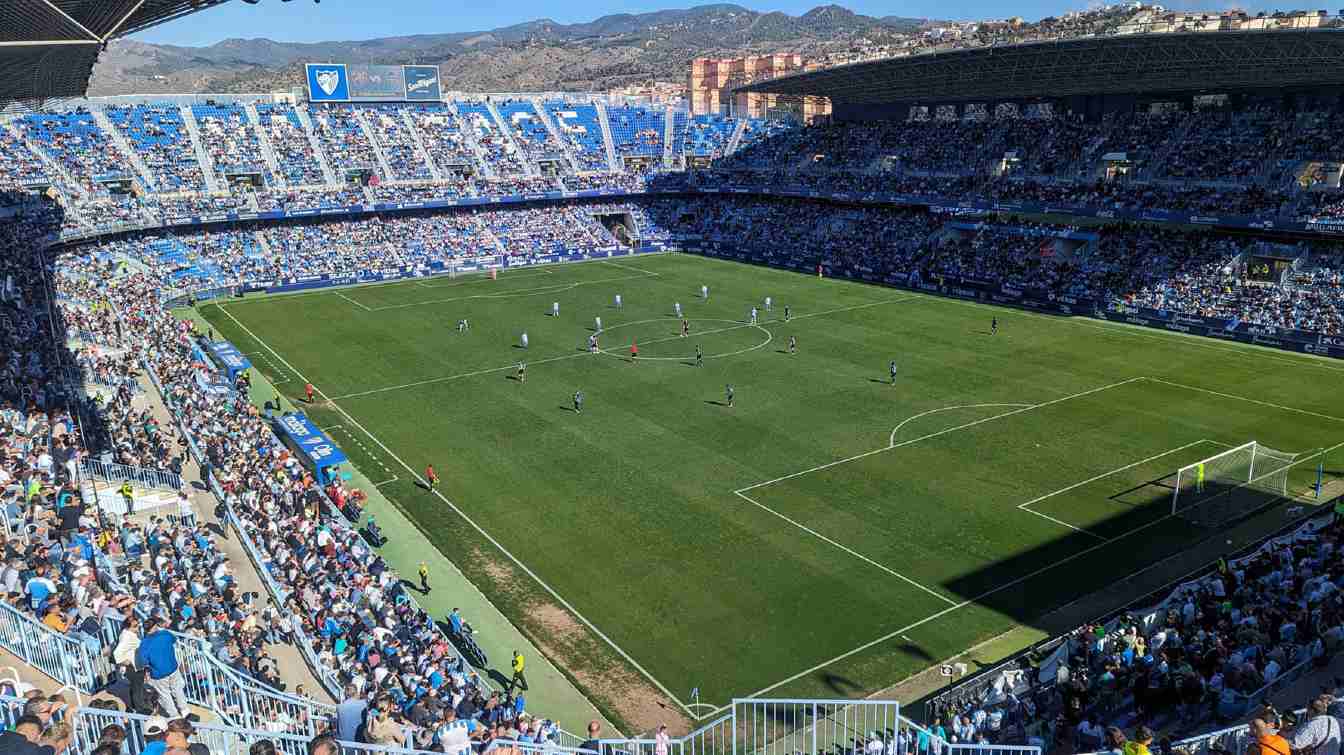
[1171,441,1297,526]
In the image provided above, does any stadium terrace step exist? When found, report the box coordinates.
[351,108,398,183]
[725,117,748,156]
[399,108,445,182]
[662,104,677,171]
[594,100,621,173]
[292,104,341,186]
[243,102,287,187]
[178,105,224,194]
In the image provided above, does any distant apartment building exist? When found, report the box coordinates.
[688,54,830,123]
[607,81,687,106]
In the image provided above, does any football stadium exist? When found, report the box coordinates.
[3,1,1344,755]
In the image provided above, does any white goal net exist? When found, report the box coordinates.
[1171,441,1298,527]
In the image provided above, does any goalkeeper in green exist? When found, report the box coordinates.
[1196,462,1205,493]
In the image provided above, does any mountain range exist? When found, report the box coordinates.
[89,4,931,95]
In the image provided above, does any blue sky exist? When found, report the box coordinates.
[132,0,1254,47]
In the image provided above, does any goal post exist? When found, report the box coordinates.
[1171,441,1298,527]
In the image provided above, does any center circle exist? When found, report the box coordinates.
[594,318,773,361]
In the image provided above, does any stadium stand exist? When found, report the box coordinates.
[545,100,612,171]
[495,99,568,170]
[360,105,435,182]
[191,103,275,187]
[455,99,529,177]
[604,104,665,160]
[103,104,208,193]
[254,103,328,186]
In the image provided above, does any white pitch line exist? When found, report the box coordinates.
[737,377,1146,495]
[211,301,699,718]
[1145,376,1344,424]
[889,403,1033,448]
[335,291,372,312]
[414,267,555,290]
[735,506,1185,704]
[328,296,918,401]
[599,259,661,276]
[734,431,1343,705]
[735,490,961,606]
[1016,439,1217,511]
[1018,508,1107,540]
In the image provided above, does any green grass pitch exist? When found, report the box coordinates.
[199,252,1344,714]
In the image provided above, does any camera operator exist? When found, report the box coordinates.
[1286,696,1341,755]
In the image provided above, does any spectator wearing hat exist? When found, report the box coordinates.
[142,717,171,755]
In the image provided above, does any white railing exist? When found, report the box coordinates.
[172,630,335,736]
[0,600,108,692]
[80,457,183,491]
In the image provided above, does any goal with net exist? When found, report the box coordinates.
[1171,441,1298,527]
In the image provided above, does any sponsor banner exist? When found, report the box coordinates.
[403,65,441,100]
[274,412,349,469]
[206,340,251,380]
[306,63,349,102]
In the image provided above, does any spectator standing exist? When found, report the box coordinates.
[335,684,367,742]
[136,617,191,720]
[655,725,670,755]
[1290,697,1342,755]
[1252,718,1290,755]
[510,650,527,692]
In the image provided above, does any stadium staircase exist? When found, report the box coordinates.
[351,108,398,184]
[90,109,157,191]
[292,104,341,186]
[484,99,539,177]
[531,96,583,173]
[725,118,750,156]
[244,190,260,212]
[662,105,677,170]
[446,99,497,179]
[399,108,445,182]
[178,105,224,193]
[243,103,287,188]
[594,100,622,172]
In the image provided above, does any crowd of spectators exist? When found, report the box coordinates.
[52,231,571,750]
[925,515,1344,754]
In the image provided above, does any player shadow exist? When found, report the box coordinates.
[775,349,790,354]
[974,329,995,336]
[868,378,893,385]
[704,400,728,407]
[511,344,526,349]
[398,578,429,596]
[558,405,577,412]
[505,374,521,382]
[413,480,432,491]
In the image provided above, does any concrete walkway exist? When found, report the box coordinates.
[183,307,613,735]
[128,370,332,704]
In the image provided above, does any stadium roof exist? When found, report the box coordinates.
[0,0,233,104]
[736,29,1344,106]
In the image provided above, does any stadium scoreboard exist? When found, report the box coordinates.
[306,63,442,103]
